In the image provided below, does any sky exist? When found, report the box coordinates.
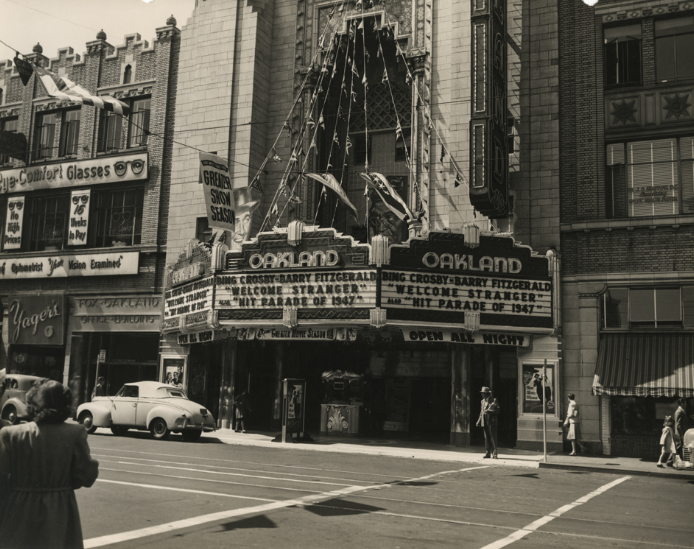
[0,0,196,61]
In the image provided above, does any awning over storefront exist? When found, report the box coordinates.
[594,335,694,397]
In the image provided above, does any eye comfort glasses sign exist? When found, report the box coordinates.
[3,196,24,250]
[0,153,148,194]
[68,189,91,246]
[199,152,236,232]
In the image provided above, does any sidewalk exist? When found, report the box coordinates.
[206,428,694,480]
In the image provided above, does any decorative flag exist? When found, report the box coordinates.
[13,54,34,86]
[382,68,388,84]
[454,171,463,188]
[359,172,414,222]
[34,64,129,115]
[346,135,353,155]
[319,115,325,129]
[307,117,315,129]
[306,173,358,217]
[333,132,340,145]
[250,175,264,195]
[352,63,359,77]
[272,150,282,162]
[440,145,446,164]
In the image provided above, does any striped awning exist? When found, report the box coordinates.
[593,335,694,397]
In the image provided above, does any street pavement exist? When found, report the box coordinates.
[76,429,694,549]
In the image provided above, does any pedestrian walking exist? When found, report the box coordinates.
[234,391,250,433]
[673,397,688,459]
[0,379,99,549]
[476,387,500,459]
[91,376,106,400]
[564,393,585,456]
[657,416,677,468]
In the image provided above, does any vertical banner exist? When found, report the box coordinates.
[68,189,91,246]
[199,152,236,231]
[3,195,25,250]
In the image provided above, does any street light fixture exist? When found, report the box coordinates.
[583,0,599,5]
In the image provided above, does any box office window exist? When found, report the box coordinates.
[656,17,694,83]
[93,187,144,247]
[604,24,642,88]
[602,287,694,329]
[59,109,80,157]
[26,194,69,251]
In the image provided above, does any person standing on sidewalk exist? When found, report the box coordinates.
[234,391,250,433]
[657,416,678,468]
[0,379,99,548]
[673,397,688,459]
[476,387,500,459]
[564,393,585,456]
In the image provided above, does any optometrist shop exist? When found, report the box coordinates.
[161,223,561,450]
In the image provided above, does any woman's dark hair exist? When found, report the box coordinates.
[568,393,575,401]
[26,379,72,424]
[677,397,686,406]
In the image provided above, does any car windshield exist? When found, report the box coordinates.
[115,385,139,398]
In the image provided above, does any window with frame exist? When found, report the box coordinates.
[93,187,144,247]
[656,17,694,83]
[33,112,57,160]
[59,109,80,157]
[97,110,122,153]
[604,24,642,88]
[25,194,69,251]
[601,286,694,329]
[605,137,694,217]
[0,117,19,165]
[128,98,150,148]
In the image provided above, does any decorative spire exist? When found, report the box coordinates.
[166,14,177,26]
[96,29,107,40]
[32,43,43,54]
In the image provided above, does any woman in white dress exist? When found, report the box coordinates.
[564,393,585,456]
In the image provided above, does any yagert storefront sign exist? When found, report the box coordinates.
[7,294,66,345]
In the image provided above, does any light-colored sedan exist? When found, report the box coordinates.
[76,381,215,441]
[1,374,46,424]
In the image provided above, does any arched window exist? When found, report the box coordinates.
[123,64,132,85]
[0,88,4,106]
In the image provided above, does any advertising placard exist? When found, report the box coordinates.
[68,189,90,246]
[383,232,552,330]
[402,329,530,347]
[248,326,357,341]
[522,363,556,415]
[3,195,24,250]
[214,270,377,310]
[199,152,236,231]
[163,275,214,320]
[0,251,139,279]
[0,153,148,194]
[283,378,306,436]
[7,294,66,345]
[70,295,162,332]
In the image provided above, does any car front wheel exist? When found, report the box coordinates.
[150,418,170,440]
[182,430,202,442]
[78,411,97,434]
[1,405,18,425]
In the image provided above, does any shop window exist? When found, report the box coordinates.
[602,286,694,329]
[59,109,80,157]
[93,187,144,247]
[605,137,694,218]
[656,17,694,83]
[97,110,122,153]
[128,98,150,148]
[33,112,57,160]
[395,128,411,162]
[604,24,642,88]
[24,194,69,251]
[0,117,19,165]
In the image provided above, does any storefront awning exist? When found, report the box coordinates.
[593,335,694,397]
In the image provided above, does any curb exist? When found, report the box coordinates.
[538,461,694,480]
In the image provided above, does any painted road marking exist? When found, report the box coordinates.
[100,467,324,494]
[96,479,276,502]
[91,452,384,485]
[84,465,489,548]
[97,458,362,487]
[478,475,632,549]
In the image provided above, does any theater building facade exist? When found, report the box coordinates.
[162,224,561,449]
[0,19,179,413]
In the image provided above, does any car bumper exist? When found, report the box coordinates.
[174,417,216,432]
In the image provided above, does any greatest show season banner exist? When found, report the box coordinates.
[199,152,236,231]
[382,232,553,329]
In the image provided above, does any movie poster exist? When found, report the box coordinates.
[522,363,555,415]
